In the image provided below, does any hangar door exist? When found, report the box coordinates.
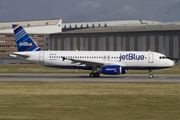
[39,52,44,62]
[148,53,154,63]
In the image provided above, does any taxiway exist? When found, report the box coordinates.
[0,74,179,83]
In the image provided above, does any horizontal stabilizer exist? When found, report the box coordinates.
[9,52,30,59]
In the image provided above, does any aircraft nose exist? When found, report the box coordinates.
[169,60,174,67]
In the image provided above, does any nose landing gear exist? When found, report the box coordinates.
[149,69,153,78]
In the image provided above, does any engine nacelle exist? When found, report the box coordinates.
[98,65,122,75]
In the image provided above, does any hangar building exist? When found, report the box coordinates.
[0,19,180,64]
[47,21,180,60]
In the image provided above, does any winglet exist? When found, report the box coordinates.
[12,24,43,52]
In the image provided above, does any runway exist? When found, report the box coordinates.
[0,74,180,82]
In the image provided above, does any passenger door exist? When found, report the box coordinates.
[39,52,44,62]
[148,53,154,63]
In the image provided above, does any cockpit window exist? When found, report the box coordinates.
[159,56,171,59]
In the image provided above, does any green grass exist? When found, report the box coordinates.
[0,82,180,120]
[0,64,179,74]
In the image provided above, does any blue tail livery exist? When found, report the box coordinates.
[12,24,42,52]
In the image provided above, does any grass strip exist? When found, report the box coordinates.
[0,82,180,120]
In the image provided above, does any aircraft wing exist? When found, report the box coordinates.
[69,59,104,66]
[63,57,120,67]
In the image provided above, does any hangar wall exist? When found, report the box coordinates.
[46,34,180,60]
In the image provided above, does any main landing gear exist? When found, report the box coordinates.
[89,72,100,77]
[89,67,100,77]
[149,69,153,78]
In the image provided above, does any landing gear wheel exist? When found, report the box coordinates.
[149,74,153,78]
[89,73,100,77]
[149,69,153,78]
[89,73,94,77]
[94,73,100,77]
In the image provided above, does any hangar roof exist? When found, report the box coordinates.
[1,19,180,35]
[62,20,161,29]
[0,19,60,30]
[0,19,62,34]
[52,24,180,35]
[1,19,160,30]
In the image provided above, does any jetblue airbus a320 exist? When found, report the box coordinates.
[9,24,174,78]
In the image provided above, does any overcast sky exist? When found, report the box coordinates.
[0,0,180,23]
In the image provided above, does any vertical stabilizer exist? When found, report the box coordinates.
[12,24,42,52]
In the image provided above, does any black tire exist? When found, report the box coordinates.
[95,73,100,77]
[90,73,94,77]
[149,74,153,78]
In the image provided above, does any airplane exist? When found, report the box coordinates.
[9,24,174,78]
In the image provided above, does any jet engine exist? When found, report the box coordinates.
[97,65,122,75]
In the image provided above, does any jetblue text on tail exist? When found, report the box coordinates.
[12,24,42,52]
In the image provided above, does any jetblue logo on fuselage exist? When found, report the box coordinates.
[119,53,144,61]
[19,42,33,47]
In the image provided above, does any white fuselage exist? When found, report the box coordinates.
[10,51,174,70]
